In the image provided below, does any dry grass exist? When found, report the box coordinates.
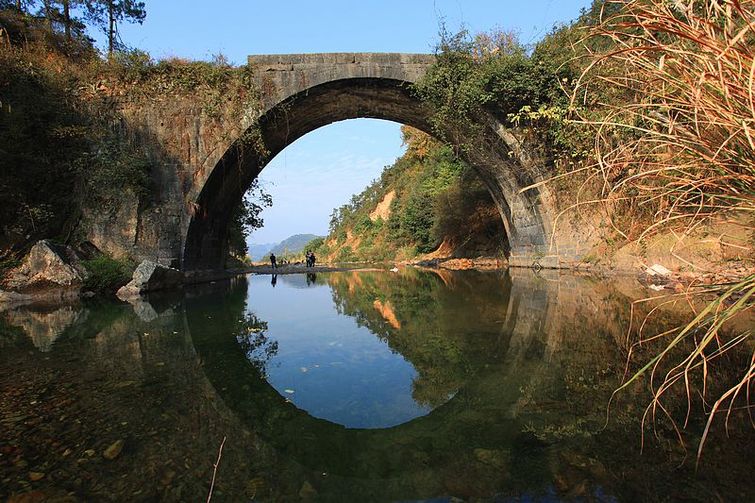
[570,0,755,460]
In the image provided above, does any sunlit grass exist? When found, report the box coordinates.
[570,0,755,460]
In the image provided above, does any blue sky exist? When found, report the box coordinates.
[110,0,593,245]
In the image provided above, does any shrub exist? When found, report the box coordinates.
[82,255,133,293]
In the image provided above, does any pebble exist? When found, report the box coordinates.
[298,481,317,499]
[28,472,45,481]
[102,440,124,460]
[160,469,176,486]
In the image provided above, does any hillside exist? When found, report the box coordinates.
[264,234,322,261]
[247,242,277,262]
[312,127,507,264]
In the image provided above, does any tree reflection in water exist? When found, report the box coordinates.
[235,312,278,376]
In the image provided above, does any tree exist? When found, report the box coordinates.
[39,0,55,34]
[11,1,86,42]
[0,0,33,13]
[227,180,273,259]
[85,0,145,54]
[60,0,77,40]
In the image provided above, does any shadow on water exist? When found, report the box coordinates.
[0,269,753,501]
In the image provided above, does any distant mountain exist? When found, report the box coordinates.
[249,234,322,261]
[247,242,277,262]
[267,234,322,258]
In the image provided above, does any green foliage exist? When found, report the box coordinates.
[108,47,154,80]
[75,136,153,208]
[320,128,505,262]
[0,44,158,250]
[0,10,263,261]
[303,236,325,253]
[227,179,273,258]
[105,51,259,123]
[412,26,569,154]
[85,0,146,54]
[0,256,21,274]
[81,254,132,292]
[335,245,356,263]
[400,188,435,252]
[0,49,87,248]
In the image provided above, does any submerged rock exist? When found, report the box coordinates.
[116,261,183,299]
[298,481,317,500]
[28,471,45,482]
[2,240,88,293]
[103,440,124,460]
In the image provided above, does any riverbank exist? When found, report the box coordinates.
[235,263,388,276]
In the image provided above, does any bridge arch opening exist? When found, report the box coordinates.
[183,76,543,270]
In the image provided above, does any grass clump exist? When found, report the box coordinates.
[570,0,755,460]
[82,255,133,293]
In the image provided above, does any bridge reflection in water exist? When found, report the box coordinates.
[1,269,752,501]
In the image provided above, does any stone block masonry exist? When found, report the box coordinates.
[85,53,584,272]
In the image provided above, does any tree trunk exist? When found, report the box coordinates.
[15,0,21,13]
[43,0,53,34]
[108,0,116,54]
[63,0,71,41]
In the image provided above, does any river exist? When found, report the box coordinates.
[1,268,752,501]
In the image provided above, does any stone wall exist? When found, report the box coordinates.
[81,53,590,271]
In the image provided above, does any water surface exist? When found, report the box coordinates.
[1,268,752,502]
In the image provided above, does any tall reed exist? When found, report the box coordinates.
[572,0,754,460]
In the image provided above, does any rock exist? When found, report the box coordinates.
[102,440,124,460]
[7,490,48,503]
[3,240,88,292]
[646,263,672,277]
[566,480,589,498]
[28,472,45,482]
[298,481,317,500]
[159,469,176,486]
[116,261,183,299]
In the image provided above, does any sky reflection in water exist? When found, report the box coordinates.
[249,273,434,428]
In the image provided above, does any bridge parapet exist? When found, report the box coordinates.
[247,52,435,111]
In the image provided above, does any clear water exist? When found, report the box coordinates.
[1,268,752,502]
[252,274,434,428]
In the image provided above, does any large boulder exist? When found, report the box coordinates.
[116,260,183,299]
[2,240,88,292]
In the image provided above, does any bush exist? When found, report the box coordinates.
[82,255,133,293]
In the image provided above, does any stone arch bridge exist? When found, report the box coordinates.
[93,53,586,273]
